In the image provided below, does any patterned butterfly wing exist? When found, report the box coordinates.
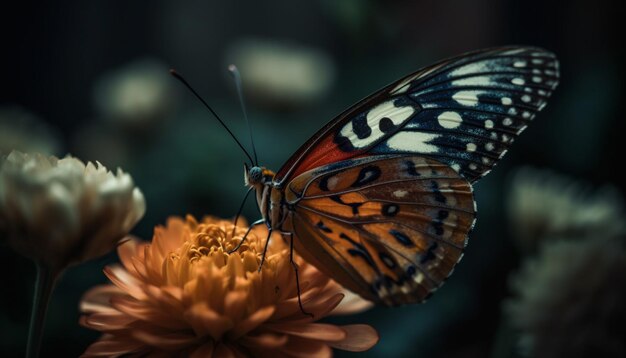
[282,155,476,305]
[274,47,559,184]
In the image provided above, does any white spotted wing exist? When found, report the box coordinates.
[275,47,560,184]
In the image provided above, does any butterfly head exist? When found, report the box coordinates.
[244,163,275,187]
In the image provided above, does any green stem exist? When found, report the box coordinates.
[26,264,60,358]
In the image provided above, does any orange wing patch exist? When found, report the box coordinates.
[289,210,438,305]
[286,155,476,305]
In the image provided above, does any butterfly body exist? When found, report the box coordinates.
[244,46,559,306]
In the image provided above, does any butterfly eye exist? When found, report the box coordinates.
[248,167,264,184]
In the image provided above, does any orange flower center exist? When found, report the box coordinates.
[158,217,279,289]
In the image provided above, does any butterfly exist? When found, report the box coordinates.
[176,46,559,307]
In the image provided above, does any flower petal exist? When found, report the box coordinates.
[239,332,288,350]
[213,342,237,358]
[81,311,136,330]
[104,265,147,300]
[279,337,332,358]
[332,290,374,315]
[159,285,183,301]
[228,305,276,340]
[109,296,151,319]
[116,237,142,273]
[274,293,344,323]
[223,290,248,322]
[184,302,234,340]
[80,335,144,357]
[80,285,125,314]
[131,330,199,350]
[329,324,379,352]
[158,216,188,254]
[189,342,215,358]
[109,296,188,330]
[265,323,347,342]
[143,284,184,313]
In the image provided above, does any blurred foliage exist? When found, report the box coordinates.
[0,0,623,357]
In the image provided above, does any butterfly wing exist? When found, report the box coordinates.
[275,46,559,184]
[283,155,476,305]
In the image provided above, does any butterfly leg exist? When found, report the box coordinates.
[228,218,265,254]
[257,225,273,272]
[282,231,314,318]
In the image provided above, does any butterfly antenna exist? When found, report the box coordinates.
[170,69,255,165]
[228,64,259,165]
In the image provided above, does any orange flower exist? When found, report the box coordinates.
[80,216,378,357]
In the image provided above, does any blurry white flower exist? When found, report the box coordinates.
[93,59,178,128]
[0,151,145,270]
[0,106,61,155]
[504,237,626,358]
[507,167,625,251]
[226,39,336,109]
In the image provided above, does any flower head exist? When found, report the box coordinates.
[93,58,178,128]
[80,216,378,357]
[0,151,145,270]
[504,237,626,357]
[226,38,335,109]
[507,167,625,251]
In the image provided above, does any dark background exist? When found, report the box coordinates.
[0,1,623,357]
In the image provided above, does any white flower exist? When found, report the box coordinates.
[506,167,625,251]
[504,237,626,357]
[226,38,336,108]
[0,151,145,270]
[93,59,178,128]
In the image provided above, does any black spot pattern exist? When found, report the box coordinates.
[352,116,371,139]
[390,230,414,247]
[374,272,415,295]
[430,180,447,203]
[404,160,421,176]
[330,195,363,215]
[316,221,332,233]
[334,134,354,152]
[339,233,415,295]
[373,278,387,291]
[351,166,381,187]
[438,210,449,220]
[382,204,399,217]
[318,174,335,191]
[379,117,396,133]
[363,48,560,184]
[420,242,439,264]
[431,209,449,236]
[379,252,396,268]
[432,222,444,236]
[340,233,378,270]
